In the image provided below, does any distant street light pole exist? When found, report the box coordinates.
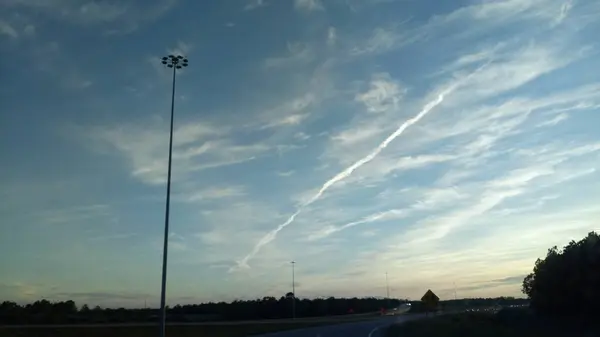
[385,272,390,298]
[454,282,457,301]
[159,54,188,337]
[291,261,296,319]
[385,272,390,309]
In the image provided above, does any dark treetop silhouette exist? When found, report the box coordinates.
[0,296,531,325]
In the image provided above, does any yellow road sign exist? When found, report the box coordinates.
[421,289,439,307]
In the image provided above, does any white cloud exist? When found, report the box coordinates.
[277,170,295,177]
[77,1,127,22]
[294,132,311,141]
[355,73,406,113]
[178,186,246,203]
[410,187,468,211]
[307,208,407,241]
[244,0,267,11]
[399,142,600,245]
[445,43,589,107]
[167,41,192,57]
[349,24,418,56]
[331,123,385,148]
[294,0,324,11]
[190,200,289,270]
[251,93,315,131]
[264,42,313,68]
[353,154,457,183]
[429,0,571,29]
[87,120,271,185]
[35,204,112,226]
[536,112,569,127]
[63,72,93,90]
[23,24,34,35]
[553,0,574,25]
[273,9,600,271]
[0,16,35,39]
[236,66,485,269]
[0,20,18,38]
[339,197,599,299]
[327,27,336,46]
[262,114,309,129]
[232,2,600,275]
[3,0,176,32]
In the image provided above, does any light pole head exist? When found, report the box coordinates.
[162,55,189,70]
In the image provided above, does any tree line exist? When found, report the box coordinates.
[0,296,401,324]
[0,295,531,325]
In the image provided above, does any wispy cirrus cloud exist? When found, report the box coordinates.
[235,64,487,270]
[264,42,314,68]
[178,185,246,203]
[223,0,600,287]
[85,119,271,185]
[349,23,417,56]
[355,73,406,114]
[294,0,324,12]
[1,0,176,33]
[244,0,267,11]
[0,19,19,38]
[326,27,336,46]
[35,204,112,226]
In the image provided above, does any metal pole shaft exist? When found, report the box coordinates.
[292,261,296,319]
[454,282,457,301]
[159,65,177,337]
[386,272,389,298]
[386,272,390,309]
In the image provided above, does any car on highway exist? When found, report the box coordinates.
[382,303,411,316]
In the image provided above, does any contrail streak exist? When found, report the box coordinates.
[233,66,486,271]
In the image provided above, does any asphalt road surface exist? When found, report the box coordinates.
[252,314,426,337]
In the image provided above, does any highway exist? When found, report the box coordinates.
[252,314,426,337]
[0,312,425,337]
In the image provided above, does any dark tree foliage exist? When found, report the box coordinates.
[522,231,600,320]
[0,296,404,325]
[0,296,531,325]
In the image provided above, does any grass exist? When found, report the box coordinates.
[0,322,334,337]
[385,309,599,337]
[0,315,383,337]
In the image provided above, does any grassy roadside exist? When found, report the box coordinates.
[0,315,383,337]
[385,310,598,337]
[0,322,330,337]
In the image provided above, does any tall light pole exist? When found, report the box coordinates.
[385,272,390,309]
[291,261,296,319]
[159,54,188,337]
[454,282,457,301]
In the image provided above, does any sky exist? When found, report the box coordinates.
[1,0,599,308]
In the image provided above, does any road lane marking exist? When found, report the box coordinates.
[368,325,384,337]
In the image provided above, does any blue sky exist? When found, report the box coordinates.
[1,0,599,308]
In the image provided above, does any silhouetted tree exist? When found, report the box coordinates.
[522,231,599,321]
